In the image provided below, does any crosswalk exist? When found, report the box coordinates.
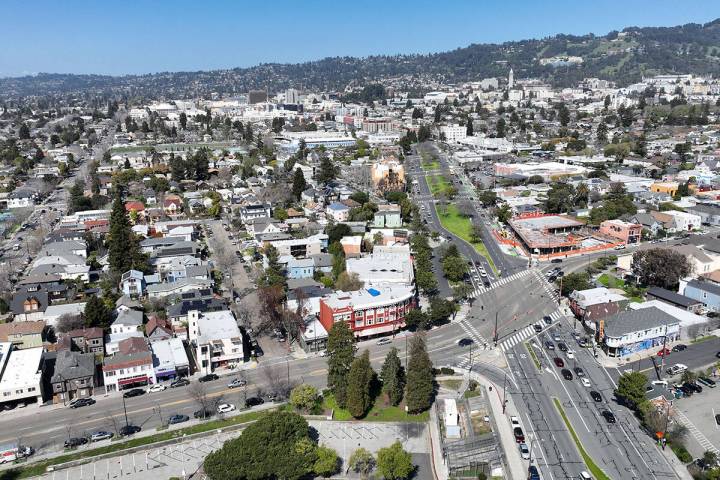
[458,318,489,346]
[498,309,565,352]
[472,268,534,296]
[674,410,719,454]
[531,269,561,302]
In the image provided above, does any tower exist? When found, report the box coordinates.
[508,68,514,89]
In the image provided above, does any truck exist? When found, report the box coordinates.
[0,443,34,464]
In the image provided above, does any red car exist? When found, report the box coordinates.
[553,357,564,368]
[657,348,671,357]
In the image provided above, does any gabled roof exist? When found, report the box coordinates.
[647,286,702,308]
[113,309,143,327]
[602,307,679,338]
[51,350,95,382]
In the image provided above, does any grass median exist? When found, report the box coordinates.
[436,204,498,275]
[0,409,273,480]
[552,398,610,480]
[524,342,541,370]
[428,175,452,197]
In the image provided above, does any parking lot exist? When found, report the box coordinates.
[673,377,720,457]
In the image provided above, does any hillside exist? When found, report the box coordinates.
[3,19,720,101]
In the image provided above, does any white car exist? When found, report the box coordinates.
[519,442,530,460]
[566,350,575,359]
[318,350,327,357]
[510,416,521,428]
[217,403,236,414]
[148,384,166,393]
[581,378,591,388]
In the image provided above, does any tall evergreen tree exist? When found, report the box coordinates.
[84,295,110,328]
[466,119,473,137]
[292,168,307,200]
[380,347,405,406]
[317,155,337,184]
[326,321,356,408]
[346,350,374,418]
[108,188,146,276]
[405,334,434,413]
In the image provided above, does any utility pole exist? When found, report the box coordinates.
[659,323,668,380]
[122,394,129,428]
[502,373,508,414]
[493,310,499,346]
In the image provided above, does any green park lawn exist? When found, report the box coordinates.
[436,204,498,274]
[427,175,452,197]
[321,393,429,422]
[597,273,644,303]
[421,160,441,171]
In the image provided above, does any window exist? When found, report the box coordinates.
[106,371,115,377]
[28,387,35,392]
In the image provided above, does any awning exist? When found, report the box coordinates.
[118,375,148,386]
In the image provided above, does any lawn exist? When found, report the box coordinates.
[597,273,625,289]
[439,379,463,391]
[0,409,273,480]
[321,393,429,422]
[421,160,441,171]
[427,175,452,197]
[436,204,498,274]
[597,273,644,303]
[553,398,611,480]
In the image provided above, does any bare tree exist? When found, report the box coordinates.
[189,382,211,419]
[457,199,475,218]
[104,410,122,436]
[55,314,85,334]
[261,364,293,401]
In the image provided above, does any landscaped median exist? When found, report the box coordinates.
[524,342,542,370]
[427,174,452,197]
[435,204,498,275]
[0,408,274,480]
[552,398,610,480]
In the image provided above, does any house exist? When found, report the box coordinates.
[672,244,720,275]
[326,202,350,222]
[629,213,662,236]
[687,203,720,226]
[599,219,642,245]
[318,285,416,339]
[102,337,156,392]
[266,233,328,258]
[187,310,245,374]
[0,346,44,407]
[340,236,362,257]
[310,253,334,274]
[166,296,226,327]
[50,350,98,404]
[39,240,87,259]
[146,277,213,299]
[646,286,704,313]
[106,309,145,355]
[30,252,90,281]
[11,287,49,322]
[597,307,680,358]
[287,258,314,279]
[569,288,628,322]
[651,210,702,232]
[0,321,45,350]
[680,278,720,311]
[57,327,104,355]
[240,203,271,223]
[120,270,146,298]
[629,300,710,340]
[346,247,414,286]
[372,209,402,229]
[7,189,35,209]
[146,316,173,343]
[125,201,146,222]
[163,195,184,215]
[286,285,334,317]
[150,338,189,382]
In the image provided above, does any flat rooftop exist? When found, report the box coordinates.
[509,215,584,249]
[0,347,43,390]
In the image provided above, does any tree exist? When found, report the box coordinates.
[349,448,376,478]
[615,371,648,410]
[326,321,356,408]
[108,188,146,276]
[405,334,434,413]
[466,119,474,137]
[314,446,340,477]
[494,204,512,223]
[442,254,468,282]
[477,190,497,207]
[346,350,374,418]
[290,384,319,413]
[380,348,405,406]
[405,308,430,330]
[18,123,30,140]
[596,121,608,144]
[204,411,316,480]
[633,248,692,289]
[292,167,307,200]
[376,441,414,480]
[84,295,110,329]
[558,271,592,296]
[317,155,337,184]
[54,314,85,334]
[179,112,187,130]
[496,117,506,137]
[335,271,364,291]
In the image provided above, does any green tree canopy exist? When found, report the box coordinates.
[346,349,374,418]
[633,248,692,289]
[290,384,319,413]
[376,441,414,480]
[615,371,648,410]
[380,347,405,406]
[405,334,434,413]
[326,321,357,408]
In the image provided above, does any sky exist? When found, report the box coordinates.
[1,0,719,77]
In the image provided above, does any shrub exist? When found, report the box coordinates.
[671,444,692,463]
[440,367,455,375]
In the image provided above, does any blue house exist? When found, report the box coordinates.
[680,279,720,311]
[288,258,315,279]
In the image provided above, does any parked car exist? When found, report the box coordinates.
[601,410,616,424]
[148,384,166,393]
[168,414,190,425]
[119,425,141,436]
[716,414,720,426]
[122,388,145,399]
[513,427,525,443]
[590,391,602,402]
[698,377,716,388]
[90,431,114,442]
[193,409,214,419]
[519,442,530,460]
[666,364,687,376]
[227,378,247,389]
[376,338,391,346]
[69,398,95,409]
[170,378,190,388]
[528,465,540,480]
[566,350,575,359]
[217,403,236,414]
[561,369,573,380]
[684,382,702,394]
[510,416,521,428]
[553,357,564,368]
[199,374,219,383]
[64,437,88,449]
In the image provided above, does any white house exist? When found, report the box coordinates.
[187,310,244,374]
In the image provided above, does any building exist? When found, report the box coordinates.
[651,210,702,232]
[187,310,244,374]
[568,288,628,323]
[7,189,35,209]
[248,90,268,104]
[102,337,156,392]
[120,270,146,298]
[0,321,45,350]
[266,233,327,259]
[646,287,704,313]
[340,235,362,257]
[598,307,680,358]
[346,248,414,286]
[687,203,720,226]
[373,209,402,229]
[318,285,416,338]
[240,203,272,223]
[325,202,350,222]
[50,350,98,404]
[370,159,405,193]
[508,214,585,258]
[440,125,467,143]
[58,327,105,355]
[599,220,641,245]
[628,300,710,341]
[680,279,720,311]
[150,338,189,382]
[0,346,44,407]
[362,118,394,134]
[288,258,314,279]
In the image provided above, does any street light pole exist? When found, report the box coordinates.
[122,394,129,428]
[502,374,508,414]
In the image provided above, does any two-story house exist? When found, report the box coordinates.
[187,310,244,374]
[50,350,98,404]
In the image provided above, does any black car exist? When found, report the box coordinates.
[545,341,555,351]
[672,344,687,352]
[168,414,190,425]
[543,315,552,325]
[194,409,214,419]
[679,384,694,396]
[458,338,474,347]
[550,258,563,264]
[561,369,573,380]
[573,367,585,378]
[123,388,145,399]
[170,378,190,388]
[245,397,265,407]
[70,398,96,409]
[64,437,88,448]
[590,391,602,402]
[119,425,141,436]
[533,323,543,332]
[716,414,720,426]
[557,342,568,352]
[684,382,702,394]
[199,374,219,383]
[602,410,616,424]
